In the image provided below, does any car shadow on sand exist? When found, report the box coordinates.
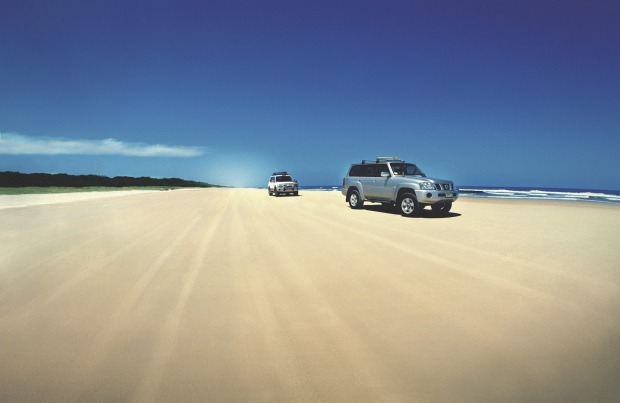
[362,204,461,218]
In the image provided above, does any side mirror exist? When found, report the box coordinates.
[380,171,391,177]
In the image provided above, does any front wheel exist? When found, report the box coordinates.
[397,193,419,216]
[431,201,452,214]
[348,189,364,209]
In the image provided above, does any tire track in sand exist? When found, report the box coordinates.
[77,211,205,390]
[129,193,231,403]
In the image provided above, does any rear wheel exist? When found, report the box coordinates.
[397,193,419,216]
[348,189,364,209]
[431,201,452,214]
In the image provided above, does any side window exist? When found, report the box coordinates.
[349,165,363,177]
[373,164,389,177]
[270,177,275,183]
[349,165,377,177]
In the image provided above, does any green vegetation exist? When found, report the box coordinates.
[0,172,219,195]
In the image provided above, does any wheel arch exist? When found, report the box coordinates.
[396,187,417,200]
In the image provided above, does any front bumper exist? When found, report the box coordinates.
[415,189,459,204]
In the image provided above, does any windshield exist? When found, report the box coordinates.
[390,163,426,177]
[276,175,293,182]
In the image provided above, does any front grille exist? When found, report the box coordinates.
[442,184,451,190]
[435,184,441,190]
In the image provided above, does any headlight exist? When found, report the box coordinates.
[420,182,435,190]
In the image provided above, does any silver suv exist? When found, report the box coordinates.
[268,172,299,196]
[342,157,458,216]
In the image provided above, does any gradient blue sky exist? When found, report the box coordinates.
[1,0,618,189]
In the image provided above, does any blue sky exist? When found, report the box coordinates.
[1,0,618,189]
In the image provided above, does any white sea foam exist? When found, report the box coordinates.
[458,188,620,204]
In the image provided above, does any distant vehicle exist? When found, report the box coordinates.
[268,172,299,196]
[342,157,458,216]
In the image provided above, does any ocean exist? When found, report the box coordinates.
[299,186,620,205]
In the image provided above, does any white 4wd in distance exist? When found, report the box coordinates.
[342,157,458,216]
[268,172,299,196]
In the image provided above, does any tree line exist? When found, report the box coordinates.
[0,171,216,188]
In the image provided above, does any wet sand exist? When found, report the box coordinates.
[1,188,619,402]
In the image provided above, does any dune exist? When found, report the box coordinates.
[1,188,618,402]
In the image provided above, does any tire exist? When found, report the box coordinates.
[431,201,452,214]
[268,188,273,196]
[293,191,298,196]
[397,192,419,216]
[348,189,364,209]
[274,191,279,197]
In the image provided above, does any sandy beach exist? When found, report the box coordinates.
[0,189,160,210]
[1,188,619,402]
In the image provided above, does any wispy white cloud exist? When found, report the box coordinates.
[0,132,205,157]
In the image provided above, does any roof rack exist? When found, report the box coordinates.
[376,156,403,162]
[361,157,404,164]
[272,171,289,175]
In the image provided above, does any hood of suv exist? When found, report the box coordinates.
[399,175,451,184]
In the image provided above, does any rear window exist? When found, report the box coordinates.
[349,165,372,177]
[349,164,389,177]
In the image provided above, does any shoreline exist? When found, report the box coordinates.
[2,187,619,210]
